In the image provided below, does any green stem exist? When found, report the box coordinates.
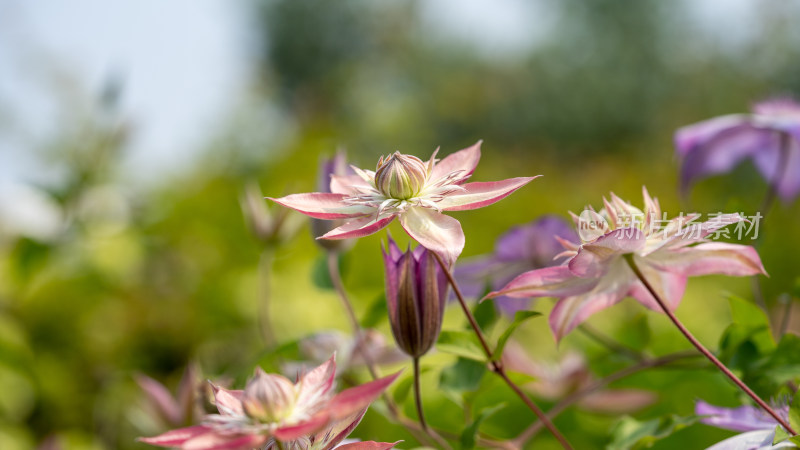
[624,254,795,434]
[432,252,574,450]
[413,357,428,431]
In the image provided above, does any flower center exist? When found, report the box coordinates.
[374,152,428,200]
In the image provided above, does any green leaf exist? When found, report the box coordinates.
[459,404,505,450]
[361,294,388,329]
[606,415,700,450]
[790,391,800,437]
[311,254,334,290]
[437,330,487,362]
[773,425,792,445]
[494,311,541,359]
[440,358,487,394]
[473,300,498,332]
[727,294,775,351]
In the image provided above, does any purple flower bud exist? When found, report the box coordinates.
[311,151,354,252]
[382,236,448,358]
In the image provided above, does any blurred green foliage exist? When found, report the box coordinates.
[2,1,800,448]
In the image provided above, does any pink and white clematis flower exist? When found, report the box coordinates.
[484,187,766,341]
[269,141,538,265]
[139,356,399,450]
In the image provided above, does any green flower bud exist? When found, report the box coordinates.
[374,152,428,200]
[241,368,296,423]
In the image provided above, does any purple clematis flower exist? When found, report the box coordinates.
[269,141,538,265]
[454,216,578,315]
[696,400,795,450]
[139,356,399,450]
[675,98,800,203]
[484,187,767,341]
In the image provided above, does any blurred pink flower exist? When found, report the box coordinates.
[136,364,202,428]
[139,356,399,449]
[485,187,766,341]
[270,141,538,265]
[675,98,800,203]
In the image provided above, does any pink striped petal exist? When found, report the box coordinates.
[295,355,336,411]
[483,265,597,300]
[273,413,330,441]
[269,193,373,219]
[138,425,214,447]
[183,432,267,450]
[318,409,368,450]
[398,207,464,266]
[135,374,182,425]
[211,385,244,416]
[650,242,766,277]
[437,177,539,211]
[626,259,687,312]
[336,442,400,450]
[550,287,629,342]
[320,215,396,240]
[568,229,646,277]
[429,141,482,184]
[328,371,401,420]
[330,174,372,196]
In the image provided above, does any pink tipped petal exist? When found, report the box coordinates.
[135,374,182,425]
[328,372,401,420]
[650,242,767,277]
[318,409,368,450]
[568,229,646,277]
[437,177,540,211]
[211,385,244,416]
[627,260,687,312]
[183,433,267,450]
[269,193,373,219]
[330,174,372,196]
[273,413,331,441]
[429,141,482,183]
[549,289,628,341]
[484,265,597,300]
[295,355,337,411]
[138,425,214,447]
[336,442,400,450]
[398,207,464,266]
[321,215,396,240]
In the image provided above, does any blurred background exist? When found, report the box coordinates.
[1,0,799,448]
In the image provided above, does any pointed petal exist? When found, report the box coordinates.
[328,372,401,420]
[696,401,779,433]
[135,374,182,425]
[429,141,482,183]
[295,355,336,412]
[483,265,597,300]
[651,242,766,277]
[183,432,267,450]
[436,177,539,211]
[138,425,214,447]
[568,229,645,277]
[706,429,789,450]
[321,215,395,240]
[330,174,372,196]
[211,384,244,416]
[335,442,400,450]
[318,409,368,450]
[398,207,464,266]
[578,389,657,414]
[549,259,633,340]
[273,412,330,441]
[269,193,373,219]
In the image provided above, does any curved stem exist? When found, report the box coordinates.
[624,254,795,434]
[412,357,428,431]
[326,251,450,448]
[432,252,574,450]
[512,350,702,446]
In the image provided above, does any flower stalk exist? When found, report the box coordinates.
[432,252,575,450]
[623,253,796,435]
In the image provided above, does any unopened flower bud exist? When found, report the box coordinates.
[382,236,448,357]
[241,368,296,423]
[374,152,428,200]
[312,151,354,252]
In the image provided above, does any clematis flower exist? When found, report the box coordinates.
[311,151,355,252]
[269,141,538,265]
[484,187,766,341]
[455,215,578,315]
[382,236,448,358]
[139,356,399,449]
[136,364,203,428]
[502,341,656,414]
[675,98,800,203]
[696,400,796,449]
